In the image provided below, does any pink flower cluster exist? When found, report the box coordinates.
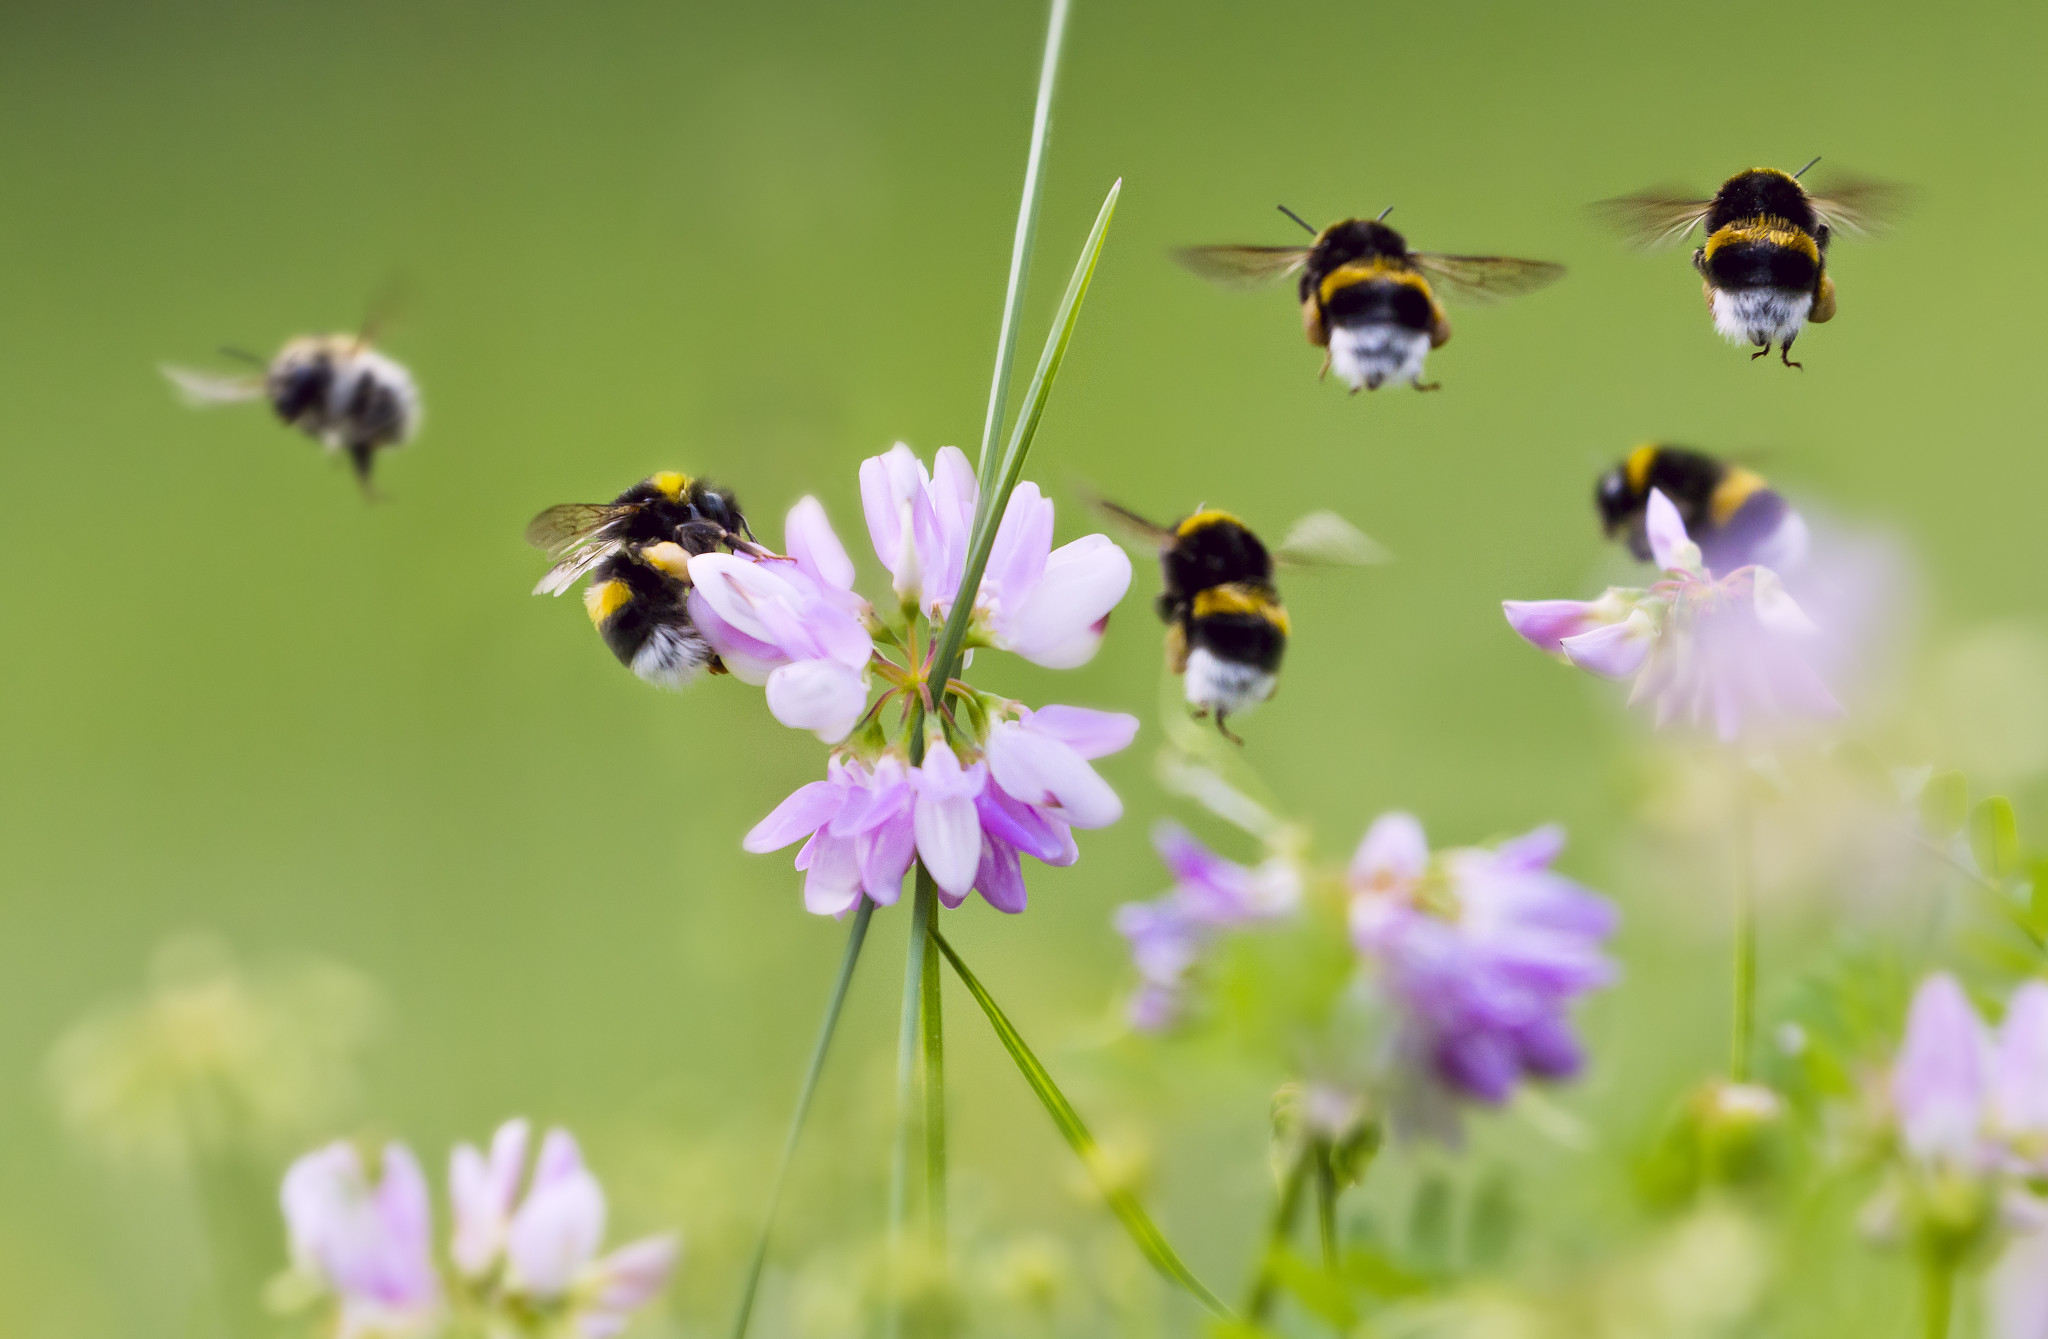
[719,443,1137,917]
[281,1120,677,1339]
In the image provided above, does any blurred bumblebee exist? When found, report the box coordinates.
[526,472,756,690]
[1175,206,1565,392]
[1599,159,1902,367]
[1101,502,1382,741]
[1596,445,1808,574]
[162,335,421,491]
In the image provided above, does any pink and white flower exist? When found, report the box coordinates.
[859,443,1130,668]
[1504,489,1840,742]
[281,1142,441,1339]
[689,498,875,744]
[448,1120,680,1336]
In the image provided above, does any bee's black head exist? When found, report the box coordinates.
[1595,465,1635,534]
[1316,218,1409,266]
[688,483,748,540]
[268,354,333,425]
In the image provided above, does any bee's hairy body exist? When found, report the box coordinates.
[531,472,752,691]
[1154,511,1289,736]
[1298,220,1450,393]
[265,336,421,486]
[1690,170,1837,363]
[1596,445,1807,574]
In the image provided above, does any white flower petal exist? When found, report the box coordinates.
[765,660,870,743]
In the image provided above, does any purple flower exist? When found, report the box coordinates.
[1504,489,1840,742]
[859,443,1130,668]
[688,497,875,743]
[281,1141,441,1339]
[745,704,1136,918]
[1889,975,2048,1175]
[1114,822,1301,1031]
[448,1121,679,1336]
[1349,814,1617,1106]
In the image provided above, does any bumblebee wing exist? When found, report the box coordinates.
[524,502,633,558]
[532,543,620,597]
[161,365,265,407]
[1409,254,1566,304]
[1171,245,1312,289]
[1274,511,1392,567]
[1592,190,1716,249]
[1807,177,1909,238]
[1090,497,1178,547]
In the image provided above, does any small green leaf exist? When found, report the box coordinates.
[1341,1247,1433,1299]
[1922,771,1969,840]
[2028,860,2048,939]
[1269,1250,1356,1327]
[1971,797,2020,880]
[934,930,1233,1319]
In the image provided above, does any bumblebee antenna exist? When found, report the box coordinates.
[1793,155,1821,180]
[1376,205,1395,221]
[1276,204,1317,236]
[218,345,266,366]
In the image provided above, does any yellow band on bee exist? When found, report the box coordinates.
[1709,467,1767,526]
[1625,445,1658,493]
[584,579,633,625]
[1192,583,1288,633]
[1317,260,1428,306]
[1176,508,1244,538]
[640,541,693,579]
[650,471,690,499]
[1703,218,1820,263]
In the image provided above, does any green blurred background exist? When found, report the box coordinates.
[6,0,2048,1333]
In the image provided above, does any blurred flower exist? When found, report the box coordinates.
[1889,974,2048,1176]
[746,703,1136,916]
[281,1121,679,1339]
[859,443,1129,667]
[1114,822,1301,1030]
[46,933,380,1169]
[1504,490,1839,742]
[281,1142,441,1339]
[688,497,875,744]
[1349,814,1618,1109]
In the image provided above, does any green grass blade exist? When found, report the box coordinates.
[729,899,875,1339]
[933,929,1233,1319]
[921,915,946,1247]
[885,869,938,1339]
[974,0,1072,483]
[929,176,1121,693]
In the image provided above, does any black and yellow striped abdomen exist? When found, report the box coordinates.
[1699,217,1823,292]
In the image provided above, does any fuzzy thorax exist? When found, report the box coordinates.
[1327,323,1431,391]
[1709,287,1813,348]
[1183,646,1277,718]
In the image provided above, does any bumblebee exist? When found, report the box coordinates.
[163,335,421,490]
[1102,502,1380,741]
[1176,206,1565,392]
[1596,445,1808,574]
[527,472,755,690]
[1600,160,1901,367]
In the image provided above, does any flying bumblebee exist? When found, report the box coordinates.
[1596,445,1808,575]
[1599,159,1902,367]
[1175,206,1565,392]
[162,335,421,491]
[1101,502,1381,742]
[527,472,756,690]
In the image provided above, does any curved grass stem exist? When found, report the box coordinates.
[729,899,875,1339]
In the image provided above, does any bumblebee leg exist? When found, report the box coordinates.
[1318,350,1331,382]
[1749,343,1770,362]
[1779,338,1802,370]
[1412,379,1441,392]
[1214,712,1244,747]
[346,441,382,500]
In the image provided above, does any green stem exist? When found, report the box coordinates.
[933,929,1234,1319]
[922,903,947,1250]
[1731,801,1755,1083]
[1922,1256,1953,1339]
[729,899,875,1339]
[1313,1138,1338,1271]
[1244,1144,1313,1321]
[975,0,1071,482]
[887,873,936,1320]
